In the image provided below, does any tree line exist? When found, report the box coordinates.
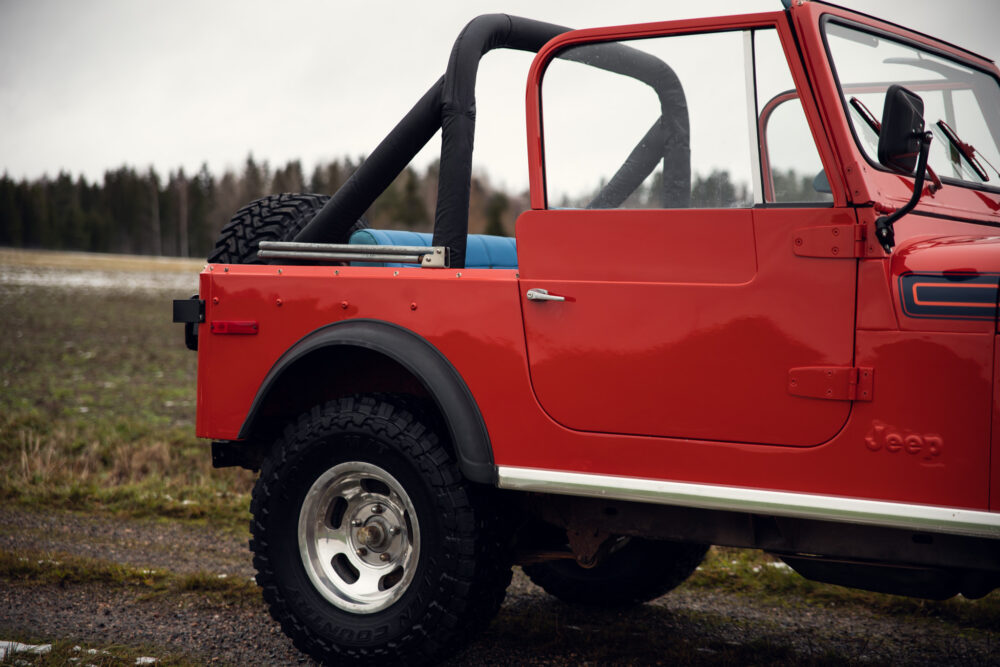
[0,155,523,259]
[0,157,827,259]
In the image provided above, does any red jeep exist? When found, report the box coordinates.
[174,2,1000,664]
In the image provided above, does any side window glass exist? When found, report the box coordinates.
[754,29,833,204]
[542,31,755,210]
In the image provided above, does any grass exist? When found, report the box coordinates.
[685,547,1000,632]
[0,548,259,604]
[0,247,204,274]
[0,275,255,531]
[0,634,200,667]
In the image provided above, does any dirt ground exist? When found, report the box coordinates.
[0,506,995,666]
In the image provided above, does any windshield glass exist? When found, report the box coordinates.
[824,21,1000,188]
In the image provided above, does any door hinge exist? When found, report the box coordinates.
[793,224,866,258]
[788,366,874,401]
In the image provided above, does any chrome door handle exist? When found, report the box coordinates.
[526,288,566,302]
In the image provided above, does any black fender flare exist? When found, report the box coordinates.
[238,319,495,484]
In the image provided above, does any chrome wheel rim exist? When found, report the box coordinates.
[298,461,420,614]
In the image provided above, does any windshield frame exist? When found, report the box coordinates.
[820,15,1000,196]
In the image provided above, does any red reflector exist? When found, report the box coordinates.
[210,320,259,335]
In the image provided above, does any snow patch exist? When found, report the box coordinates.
[0,266,197,294]
[0,641,52,660]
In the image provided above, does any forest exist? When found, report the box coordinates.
[0,156,823,259]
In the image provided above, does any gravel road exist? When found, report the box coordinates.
[0,506,996,666]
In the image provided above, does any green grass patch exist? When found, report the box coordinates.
[0,283,255,532]
[0,633,198,667]
[0,548,259,604]
[684,547,1000,631]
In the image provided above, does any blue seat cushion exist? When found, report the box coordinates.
[349,229,517,269]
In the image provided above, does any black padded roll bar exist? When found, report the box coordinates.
[295,14,689,268]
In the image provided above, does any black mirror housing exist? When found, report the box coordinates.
[877,85,925,174]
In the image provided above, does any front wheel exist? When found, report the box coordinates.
[250,397,511,666]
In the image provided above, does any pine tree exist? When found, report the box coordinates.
[272,160,305,193]
[188,164,216,257]
[242,154,269,203]
[484,192,509,237]
[0,174,23,246]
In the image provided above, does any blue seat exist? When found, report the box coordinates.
[349,229,518,269]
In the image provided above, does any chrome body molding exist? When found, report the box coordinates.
[496,466,1000,539]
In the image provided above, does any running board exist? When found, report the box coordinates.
[496,466,1000,540]
[258,241,449,268]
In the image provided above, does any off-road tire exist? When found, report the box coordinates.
[249,396,511,666]
[523,538,708,607]
[208,193,367,264]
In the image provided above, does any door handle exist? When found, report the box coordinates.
[526,288,566,302]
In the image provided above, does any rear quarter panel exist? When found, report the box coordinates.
[195,265,527,442]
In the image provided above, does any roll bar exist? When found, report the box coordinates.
[295,14,689,268]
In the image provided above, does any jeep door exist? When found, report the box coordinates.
[518,15,859,447]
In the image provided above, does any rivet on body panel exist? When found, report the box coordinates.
[276,298,283,307]
[341,301,349,310]
[410,303,418,311]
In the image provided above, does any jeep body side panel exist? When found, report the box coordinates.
[517,207,857,446]
[495,300,990,512]
[195,266,527,447]
[195,260,988,512]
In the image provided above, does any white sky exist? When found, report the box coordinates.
[1,0,998,193]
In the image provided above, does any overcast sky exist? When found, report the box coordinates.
[1,0,998,193]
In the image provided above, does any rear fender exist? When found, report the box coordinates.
[239,319,495,484]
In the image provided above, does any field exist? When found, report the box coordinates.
[0,249,997,665]
[0,249,253,529]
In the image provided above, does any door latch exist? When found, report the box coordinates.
[526,288,566,302]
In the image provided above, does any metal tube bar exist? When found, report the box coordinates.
[259,241,437,256]
[257,251,425,264]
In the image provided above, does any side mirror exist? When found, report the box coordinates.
[812,170,832,194]
[877,85,925,174]
[872,85,933,254]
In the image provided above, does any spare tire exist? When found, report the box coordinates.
[208,193,368,264]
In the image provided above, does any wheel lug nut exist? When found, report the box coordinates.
[351,519,362,527]
[372,504,384,514]
[356,548,367,557]
[388,527,400,536]
[379,553,391,562]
